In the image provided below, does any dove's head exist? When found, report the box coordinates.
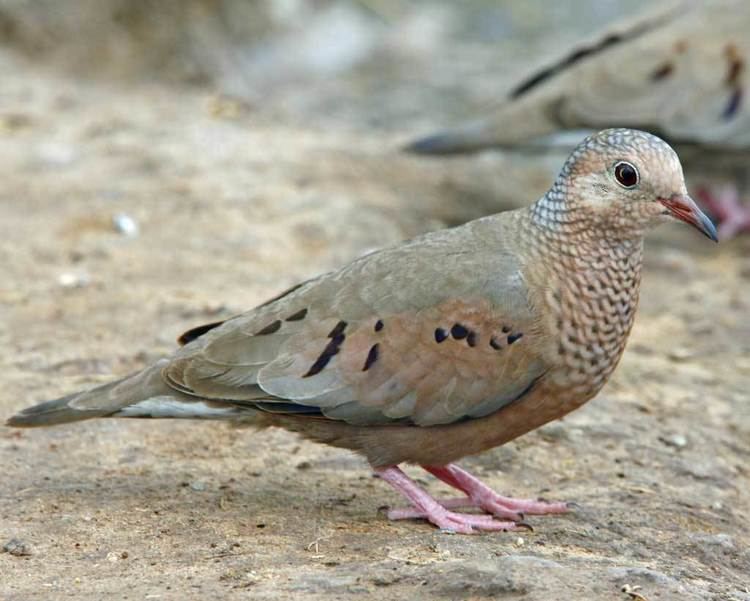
[542,128,718,242]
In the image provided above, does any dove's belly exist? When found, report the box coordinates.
[263,375,594,467]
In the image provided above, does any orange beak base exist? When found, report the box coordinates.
[659,194,719,242]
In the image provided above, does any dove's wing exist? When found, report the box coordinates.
[163,215,548,427]
[408,0,750,154]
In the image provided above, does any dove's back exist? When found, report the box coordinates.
[407,0,750,155]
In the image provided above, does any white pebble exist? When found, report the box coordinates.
[668,434,688,448]
[113,213,139,237]
[58,272,90,288]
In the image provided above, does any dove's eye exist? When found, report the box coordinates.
[614,161,639,188]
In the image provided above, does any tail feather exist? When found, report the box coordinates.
[404,95,561,156]
[7,360,172,427]
[404,120,504,155]
[7,359,259,427]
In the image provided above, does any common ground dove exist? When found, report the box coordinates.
[7,129,717,533]
[407,0,750,238]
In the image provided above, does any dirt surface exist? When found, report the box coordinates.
[1,3,749,600]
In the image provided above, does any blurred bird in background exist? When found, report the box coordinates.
[407,0,750,239]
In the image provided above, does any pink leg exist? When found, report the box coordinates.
[695,184,750,239]
[422,464,569,520]
[374,466,525,534]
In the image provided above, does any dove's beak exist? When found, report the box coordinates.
[659,194,719,242]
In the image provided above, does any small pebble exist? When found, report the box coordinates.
[58,271,90,288]
[36,141,78,167]
[112,213,140,238]
[3,538,32,556]
[190,481,207,491]
[667,347,693,362]
[660,433,688,449]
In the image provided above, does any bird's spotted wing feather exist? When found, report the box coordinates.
[163,219,547,426]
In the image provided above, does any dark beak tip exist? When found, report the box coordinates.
[697,211,720,243]
[662,194,720,243]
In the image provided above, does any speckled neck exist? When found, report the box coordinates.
[528,184,647,264]
[522,189,645,400]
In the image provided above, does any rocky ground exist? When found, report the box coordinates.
[1,2,749,600]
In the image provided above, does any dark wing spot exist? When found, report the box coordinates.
[723,44,744,120]
[435,328,448,343]
[451,324,469,340]
[177,320,225,346]
[723,88,743,121]
[650,62,674,81]
[725,43,744,86]
[511,33,622,97]
[501,325,511,333]
[304,321,348,378]
[507,332,524,345]
[466,331,477,347]
[285,308,308,322]
[328,320,348,339]
[256,281,307,309]
[302,347,332,378]
[255,320,282,336]
[374,319,384,332]
[509,8,679,99]
[304,336,345,377]
[490,336,503,351]
[362,344,379,371]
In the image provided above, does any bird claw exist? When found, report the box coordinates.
[421,464,569,519]
[390,505,527,534]
[468,493,568,519]
[377,466,567,534]
[388,501,537,533]
[438,528,458,535]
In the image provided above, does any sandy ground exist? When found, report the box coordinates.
[1,11,749,600]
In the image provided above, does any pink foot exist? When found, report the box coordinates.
[375,466,525,534]
[422,464,570,520]
[695,184,750,239]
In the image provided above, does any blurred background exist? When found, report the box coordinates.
[0,0,653,129]
[1,2,748,600]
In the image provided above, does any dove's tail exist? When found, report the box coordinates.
[405,119,512,155]
[404,95,562,156]
[6,360,246,427]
